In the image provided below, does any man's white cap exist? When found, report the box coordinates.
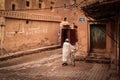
[65,38,69,42]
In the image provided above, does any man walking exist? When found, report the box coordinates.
[62,38,75,66]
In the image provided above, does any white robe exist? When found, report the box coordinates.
[62,42,75,63]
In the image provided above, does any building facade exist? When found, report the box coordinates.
[0,1,119,74]
[0,0,85,54]
[81,0,120,75]
[0,0,61,54]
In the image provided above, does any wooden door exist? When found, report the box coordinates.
[70,29,76,45]
[90,24,106,52]
[61,29,76,46]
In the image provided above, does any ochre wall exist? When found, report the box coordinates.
[77,12,88,55]
[1,0,116,58]
[4,18,60,53]
[5,0,39,10]
[0,0,5,10]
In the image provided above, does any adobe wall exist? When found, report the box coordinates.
[0,0,5,10]
[5,0,24,10]
[76,11,88,56]
[75,11,113,57]
[1,0,116,57]
[3,18,60,53]
[5,0,38,10]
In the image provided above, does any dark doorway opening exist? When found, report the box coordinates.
[61,29,69,45]
[61,25,77,46]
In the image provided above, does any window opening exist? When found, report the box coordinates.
[39,3,42,8]
[26,1,30,7]
[39,0,43,8]
[73,0,76,3]
[12,4,15,11]
[26,20,29,24]
[51,1,54,5]
[64,4,66,8]
[50,6,53,11]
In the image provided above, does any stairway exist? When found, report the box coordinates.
[85,53,111,64]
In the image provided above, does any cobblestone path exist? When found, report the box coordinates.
[0,49,113,80]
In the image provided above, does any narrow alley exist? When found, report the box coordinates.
[0,48,116,80]
[0,0,119,80]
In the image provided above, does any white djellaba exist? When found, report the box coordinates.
[62,39,75,65]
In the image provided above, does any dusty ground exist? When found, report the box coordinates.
[0,48,118,80]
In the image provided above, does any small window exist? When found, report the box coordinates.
[39,0,42,2]
[50,6,53,11]
[73,0,76,3]
[39,3,42,8]
[12,4,15,10]
[26,1,30,7]
[26,20,29,24]
[74,0,76,2]
[51,1,54,5]
[64,4,66,8]
[39,0,43,8]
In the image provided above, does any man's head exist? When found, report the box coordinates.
[65,38,69,42]
[64,17,67,21]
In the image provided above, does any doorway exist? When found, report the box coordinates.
[90,24,106,53]
[61,26,76,46]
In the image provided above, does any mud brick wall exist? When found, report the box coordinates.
[3,18,60,53]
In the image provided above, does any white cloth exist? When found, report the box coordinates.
[62,42,75,63]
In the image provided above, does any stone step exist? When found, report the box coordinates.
[85,56,111,64]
